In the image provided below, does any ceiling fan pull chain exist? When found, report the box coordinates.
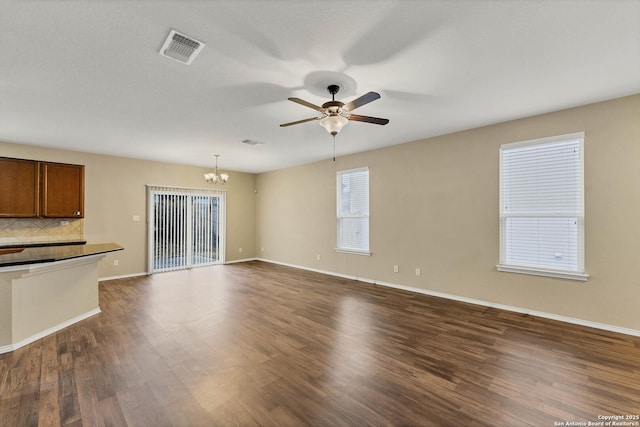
[333,135,336,162]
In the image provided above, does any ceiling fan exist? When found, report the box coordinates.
[280,84,389,136]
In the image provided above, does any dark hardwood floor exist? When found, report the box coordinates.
[1,261,639,426]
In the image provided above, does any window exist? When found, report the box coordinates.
[498,132,588,281]
[336,167,370,255]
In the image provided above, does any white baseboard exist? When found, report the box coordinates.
[97,261,258,281]
[0,308,101,354]
[225,257,258,264]
[97,261,259,281]
[99,272,149,282]
[255,258,640,338]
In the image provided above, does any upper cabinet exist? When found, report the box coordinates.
[0,157,40,217]
[41,162,85,218]
[0,157,85,218]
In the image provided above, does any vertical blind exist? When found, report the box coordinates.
[147,185,225,273]
[499,133,584,273]
[337,167,369,252]
[151,191,189,271]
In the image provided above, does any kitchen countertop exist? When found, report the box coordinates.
[0,240,87,249]
[0,243,123,268]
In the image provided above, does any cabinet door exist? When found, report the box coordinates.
[0,157,40,217]
[41,162,85,218]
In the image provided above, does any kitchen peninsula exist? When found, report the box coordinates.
[0,242,123,354]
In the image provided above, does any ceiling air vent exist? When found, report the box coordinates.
[159,29,205,65]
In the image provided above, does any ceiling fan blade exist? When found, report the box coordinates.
[288,97,323,112]
[348,114,389,125]
[343,92,381,111]
[280,117,320,127]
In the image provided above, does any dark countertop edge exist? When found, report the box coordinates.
[0,240,87,249]
[0,244,123,268]
[1,257,62,268]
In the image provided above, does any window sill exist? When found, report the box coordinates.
[497,264,588,281]
[335,248,371,256]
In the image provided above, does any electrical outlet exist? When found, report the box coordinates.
[113,260,119,266]
[393,265,399,273]
[317,254,321,261]
[415,268,421,277]
[132,215,140,222]
[261,247,264,252]
[239,247,243,253]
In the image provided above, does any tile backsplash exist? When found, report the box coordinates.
[0,218,84,245]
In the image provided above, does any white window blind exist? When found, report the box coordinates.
[147,185,225,273]
[498,132,587,281]
[336,167,370,254]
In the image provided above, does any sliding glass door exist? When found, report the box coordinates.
[191,194,221,267]
[147,186,225,273]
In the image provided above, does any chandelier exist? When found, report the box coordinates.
[204,154,229,184]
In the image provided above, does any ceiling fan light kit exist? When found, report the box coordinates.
[281,84,389,136]
[319,115,349,136]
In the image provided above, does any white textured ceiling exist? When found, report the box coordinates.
[1,0,639,173]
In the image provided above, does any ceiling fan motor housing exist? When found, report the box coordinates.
[322,100,345,115]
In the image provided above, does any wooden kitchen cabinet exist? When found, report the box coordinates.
[41,162,85,218]
[0,157,40,217]
[0,157,84,218]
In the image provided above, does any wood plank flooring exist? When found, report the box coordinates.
[1,261,639,426]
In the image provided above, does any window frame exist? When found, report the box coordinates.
[336,167,371,256]
[497,132,588,281]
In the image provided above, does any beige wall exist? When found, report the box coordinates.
[11,256,100,344]
[2,95,638,331]
[0,272,12,345]
[256,94,640,331]
[1,254,104,349]
[0,143,257,277]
